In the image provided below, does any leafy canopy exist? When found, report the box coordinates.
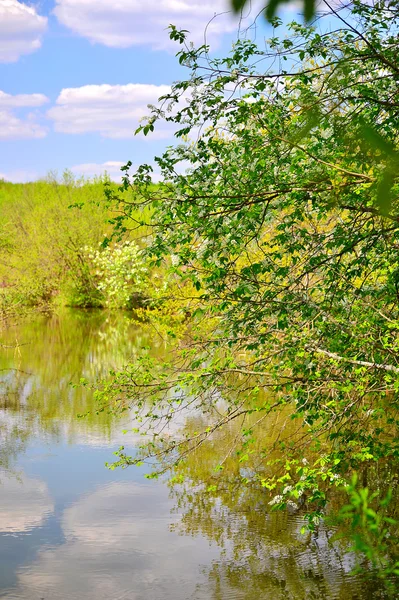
[100,0,399,570]
[231,0,316,22]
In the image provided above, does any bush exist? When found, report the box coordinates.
[83,241,149,309]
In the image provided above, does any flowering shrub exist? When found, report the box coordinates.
[84,241,148,309]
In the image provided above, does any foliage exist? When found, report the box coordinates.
[162,416,397,598]
[96,0,399,585]
[333,474,399,593]
[0,174,150,310]
[83,241,149,309]
[231,0,316,22]
[0,174,107,307]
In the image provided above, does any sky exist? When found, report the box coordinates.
[0,0,294,183]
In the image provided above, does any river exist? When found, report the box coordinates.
[0,310,388,599]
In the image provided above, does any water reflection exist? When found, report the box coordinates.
[168,416,392,600]
[0,310,220,600]
[0,472,53,534]
[0,311,392,599]
[0,309,155,460]
[12,481,219,600]
[175,494,386,599]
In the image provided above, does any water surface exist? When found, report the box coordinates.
[0,311,388,599]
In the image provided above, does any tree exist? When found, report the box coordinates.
[230,0,317,22]
[99,0,399,580]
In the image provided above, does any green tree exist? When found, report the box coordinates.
[231,0,316,22]
[100,0,399,583]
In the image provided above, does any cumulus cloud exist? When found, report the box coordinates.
[53,0,241,50]
[0,0,47,63]
[0,110,47,139]
[0,90,48,140]
[48,83,174,139]
[0,90,48,108]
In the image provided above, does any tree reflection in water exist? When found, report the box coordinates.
[0,311,395,598]
[0,309,158,469]
[167,414,392,600]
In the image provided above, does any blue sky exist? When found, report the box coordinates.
[0,0,290,182]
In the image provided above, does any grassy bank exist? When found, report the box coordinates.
[0,173,152,311]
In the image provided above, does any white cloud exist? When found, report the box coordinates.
[0,109,47,139]
[0,0,47,63]
[48,83,173,139]
[0,90,48,108]
[0,89,48,140]
[53,0,239,50]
